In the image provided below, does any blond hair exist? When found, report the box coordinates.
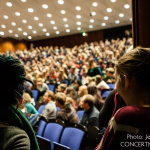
[23,93,32,103]
[55,92,66,105]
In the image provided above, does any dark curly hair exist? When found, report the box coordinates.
[0,55,32,106]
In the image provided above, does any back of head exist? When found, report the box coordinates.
[95,75,102,85]
[115,47,150,90]
[23,93,32,103]
[0,55,31,107]
[55,92,66,105]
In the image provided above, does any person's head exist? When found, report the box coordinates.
[115,47,150,106]
[95,75,102,85]
[66,97,75,108]
[36,78,43,86]
[23,93,32,103]
[43,90,54,104]
[55,92,66,108]
[88,85,103,104]
[89,58,95,69]
[70,66,76,73]
[80,94,95,110]
[65,87,74,95]
[0,55,32,107]
[57,84,66,92]
[78,85,88,97]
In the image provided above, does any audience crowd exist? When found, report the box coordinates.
[1,36,133,149]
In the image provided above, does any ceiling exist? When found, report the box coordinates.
[0,0,132,41]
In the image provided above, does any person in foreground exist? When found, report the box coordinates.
[0,55,39,150]
[95,47,150,150]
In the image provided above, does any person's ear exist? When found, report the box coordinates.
[124,75,129,90]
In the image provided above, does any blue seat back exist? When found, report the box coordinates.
[65,80,69,86]
[48,85,55,92]
[108,83,115,89]
[38,105,46,114]
[36,119,47,136]
[56,107,60,113]
[102,90,111,99]
[43,123,64,142]
[32,90,38,103]
[60,127,85,150]
[77,110,84,120]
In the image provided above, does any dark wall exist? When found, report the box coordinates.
[32,30,104,48]
[103,25,132,41]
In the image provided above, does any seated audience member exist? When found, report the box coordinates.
[44,72,56,85]
[68,66,78,85]
[0,55,39,150]
[55,92,79,123]
[42,90,57,120]
[87,58,102,78]
[57,84,67,93]
[96,47,150,149]
[103,68,115,83]
[66,97,76,110]
[23,93,38,114]
[36,77,49,109]
[80,94,99,128]
[55,72,66,88]
[95,75,110,90]
[88,85,104,111]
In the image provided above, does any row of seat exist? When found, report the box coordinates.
[36,117,102,150]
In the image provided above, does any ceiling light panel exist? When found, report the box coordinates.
[92,2,98,7]
[6,2,12,7]
[64,24,69,28]
[34,17,39,20]
[76,15,81,19]
[15,12,20,16]
[119,13,124,17]
[47,13,52,18]
[28,8,34,13]
[77,27,81,30]
[46,33,50,36]
[76,21,81,25]
[58,0,64,5]
[11,22,16,26]
[76,6,81,11]
[42,4,48,9]
[8,30,13,33]
[22,19,27,23]
[3,15,9,19]
[61,10,66,14]
[50,21,55,24]
[63,18,68,22]
[1,25,6,28]
[106,8,112,13]
[124,4,130,9]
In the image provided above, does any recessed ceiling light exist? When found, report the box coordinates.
[3,15,9,19]
[56,31,60,34]
[92,2,98,7]
[42,4,48,9]
[23,32,28,36]
[110,0,116,2]
[76,15,81,19]
[21,0,27,2]
[63,18,67,22]
[28,26,32,29]
[14,34,19,37]
[91,12,96,16]
[90,19,94,23]
[104,16,109,20]
[58,0,64,5]
[1,25,6,28]
[22,19,27,23]
[46,33,50,36]
[115,20,120,24]
[64,24,69,28]
[53,26,57,30]
[18,28,22,31]
[47,13,52,18]
[50,21,55,24]
[124,4,130,9]
[15,12,20,16]
[77,27,81,30]
[101,23,106,26]
[0,32,4,35]
[76,6,81,11]
[6,2,12,7]
[28,8,34,13]
[66,29,70,33]
[130,18,132,21]
[8,30,13,33]
[39,23,43,27]
[89,25,93,28]
[34,16,39,20]
[61,10,66,14]
[11,22,16,26]
[42,28,47,32]
[106,8,112,13]
[119,13,124,17]
[76,21,81,25]
[32,30,37,34]
[28,36,32,39]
